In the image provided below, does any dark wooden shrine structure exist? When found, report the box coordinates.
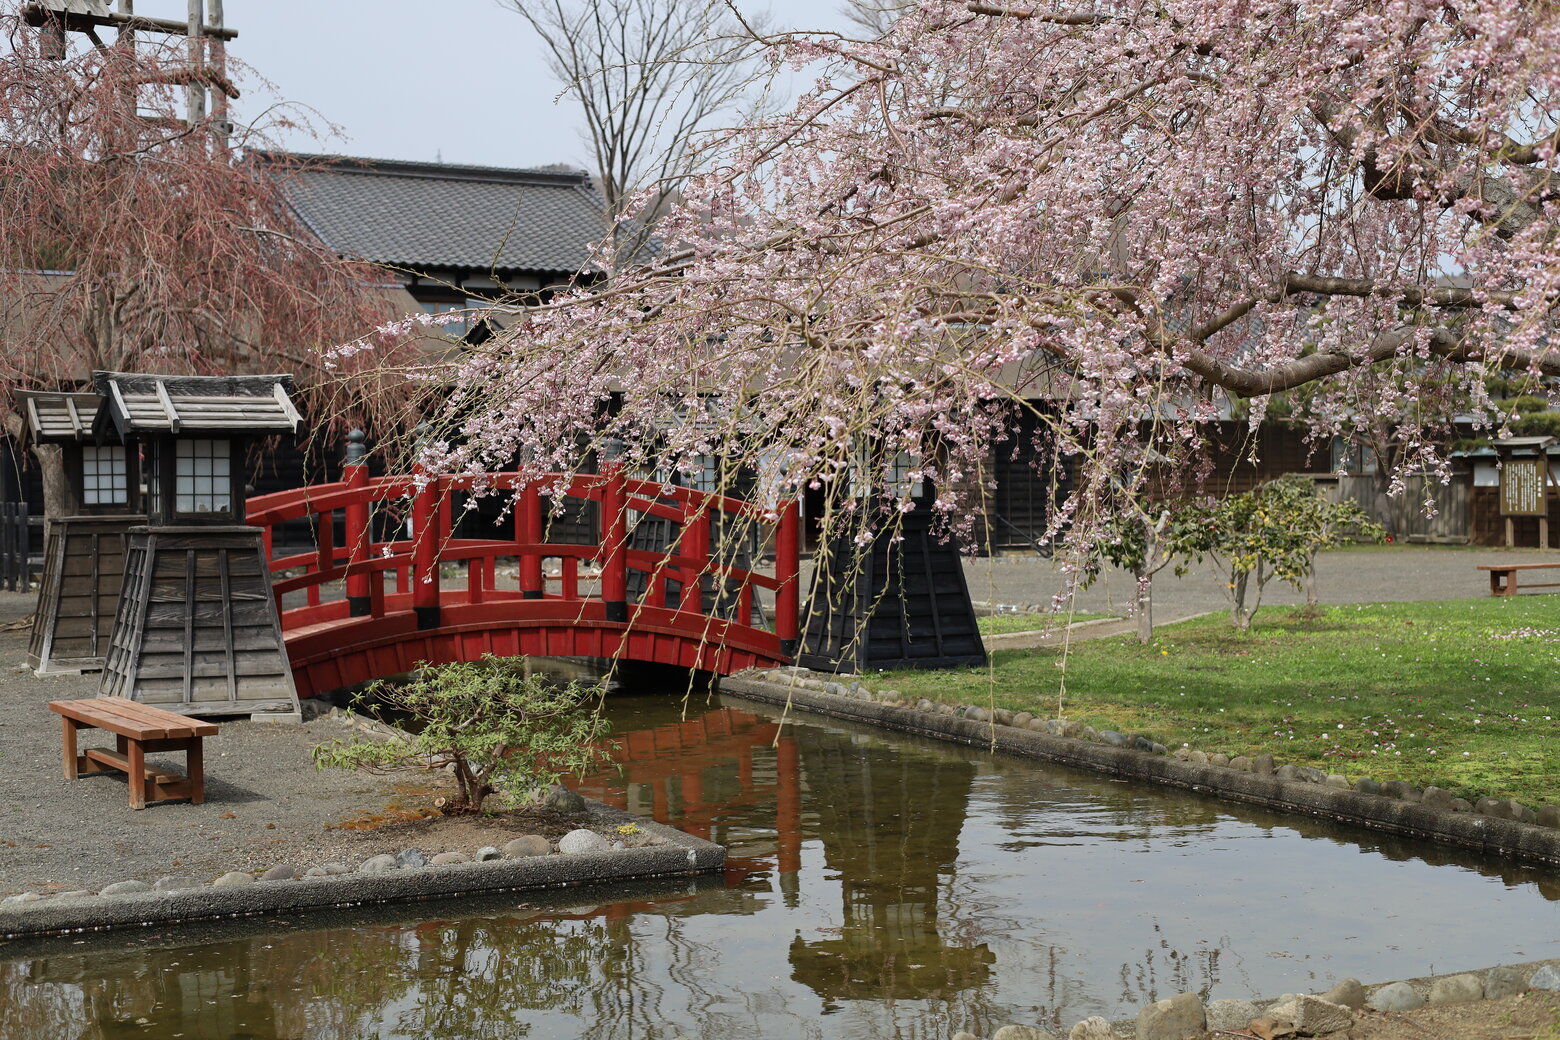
[799,484,986,674]
[19,389,143,674]
[95,372,302,717]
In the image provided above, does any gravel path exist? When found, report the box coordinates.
[962,543,1556,617]
[0,592,466,896]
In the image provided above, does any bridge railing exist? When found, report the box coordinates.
[244,464,801,649]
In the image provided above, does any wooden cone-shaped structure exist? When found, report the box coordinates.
[18,390,143,674]
[102,526,296,715]
[94,372,302,717]
[799,500,986,674]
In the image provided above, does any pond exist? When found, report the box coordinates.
[4,689,1558,1039]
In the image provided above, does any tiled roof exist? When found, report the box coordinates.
[259,152,605,276]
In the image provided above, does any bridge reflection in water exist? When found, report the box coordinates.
[6,694,1560,1040]
[568,703,995,1011]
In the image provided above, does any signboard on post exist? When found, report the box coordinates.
[1493,437,1556,549]
[1500,457,1548,517]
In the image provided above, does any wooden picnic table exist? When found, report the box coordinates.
[1477,562,1560,597]
[50,697,218,809]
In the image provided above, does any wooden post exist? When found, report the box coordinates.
[207,0,228,147]
[601,466,628,623]
[517,482,543,599]
[775,499,800,657]
[680,496,709,614]
[411,472,440,630]
[343,442,371,616]
[185,0,205,127]
[1545,456,1554,551]
[776,736,801,876]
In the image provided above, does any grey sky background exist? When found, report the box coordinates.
[124,0,853,171]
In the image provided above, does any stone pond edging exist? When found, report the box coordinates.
[0,803,723,941]
[1065,957,1560,1039]
[719,669,1560,869]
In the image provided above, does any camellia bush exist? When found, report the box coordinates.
[1180,476,1386,630]
[312,657,611,814]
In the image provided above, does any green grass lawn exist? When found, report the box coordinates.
[874,598,1560,806]
[976,612,1114,635]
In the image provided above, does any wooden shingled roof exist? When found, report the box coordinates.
[92,372,303,440]
[14,390,102,444]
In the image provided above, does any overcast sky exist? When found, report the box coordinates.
[119,0,853,171]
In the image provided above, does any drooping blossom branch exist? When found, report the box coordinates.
[352,0,1560,570]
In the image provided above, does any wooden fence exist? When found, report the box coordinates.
[1328,473,1471,543]
[0,500,30,591]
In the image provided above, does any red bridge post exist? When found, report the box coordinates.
[681,495,709,614]
[775,499,800,658]
[411,471,440,630]
[601,463,628,623]
[343,432,372,617]
[517,481,543,599]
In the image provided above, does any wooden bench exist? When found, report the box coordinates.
[50,697,218,810]
[1478,562,1560,597]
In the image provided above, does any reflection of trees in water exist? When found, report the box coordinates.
[785,723,999,1034]
[1114,921,1230,1013]
[11,700,1557,1040]
[4,926,418,1040]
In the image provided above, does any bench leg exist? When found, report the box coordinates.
[187,738,204,805]
[61,717,78,780]
[127,739,147,810]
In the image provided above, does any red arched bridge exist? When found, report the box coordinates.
[245,466,800,698]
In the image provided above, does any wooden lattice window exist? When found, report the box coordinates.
[175,439,232,515]
[81,445,128,506]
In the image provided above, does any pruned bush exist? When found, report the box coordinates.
[312,656,611,813]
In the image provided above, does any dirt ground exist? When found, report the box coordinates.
[1213,990,1560,1039]
[0,590,621,895]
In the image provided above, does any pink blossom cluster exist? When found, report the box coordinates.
[356,1,1560,556]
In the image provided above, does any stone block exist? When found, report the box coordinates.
[1318,977,1366,1009]
[1068,1018,1119,1040]
[1484,965,1527,999]
[1476,797,1512,819]
[1367,982,1424,1011]
[1427,973,1483,1004]
[1266,995,1353,1035]
[1204,998,1259,1032]
[1531,965,1560,991]
[1253,753,1276,776]
[1381,780,1421,802]
[991,1025,1055,1040]
[1136,992,1205,1040]
[558,828,611,854]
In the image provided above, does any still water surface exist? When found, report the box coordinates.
[4,690,1559,1039]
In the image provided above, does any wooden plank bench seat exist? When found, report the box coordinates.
[49,697,218,809]
[1478,562,1560,597]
